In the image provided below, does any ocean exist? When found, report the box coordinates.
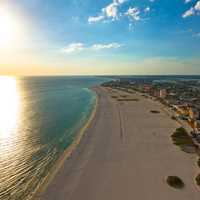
[0,76,108,200]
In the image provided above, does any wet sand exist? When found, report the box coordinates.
[38,86,199,200]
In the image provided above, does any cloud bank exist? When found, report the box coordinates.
[63,42,122,54]
[88,0,152,25]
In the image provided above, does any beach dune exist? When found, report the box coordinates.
[39,86,199,200]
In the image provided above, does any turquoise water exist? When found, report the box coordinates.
[0,76,107,200]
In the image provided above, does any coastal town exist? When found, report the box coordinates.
[102,78,200,143]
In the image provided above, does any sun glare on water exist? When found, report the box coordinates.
[0,77,20,139]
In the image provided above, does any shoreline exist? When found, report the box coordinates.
[40,86,200,200]
[32,87,99,200]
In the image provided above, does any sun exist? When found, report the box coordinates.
[0,9,20,48]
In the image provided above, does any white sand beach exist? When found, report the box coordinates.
[38,86,200,200]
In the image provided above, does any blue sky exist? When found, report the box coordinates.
[0,0,200,75]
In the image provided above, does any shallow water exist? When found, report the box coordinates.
[0,76,107,200]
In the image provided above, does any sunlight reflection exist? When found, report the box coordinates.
[0,77,20,139]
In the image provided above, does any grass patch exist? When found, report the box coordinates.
[171,127,197,153]
[166,176,184,189]
[150,110,160,114]
[195,174,200,186]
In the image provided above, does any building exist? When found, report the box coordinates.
[159,89,167,99]
[143,85,152,93]
[194,120,200,133]
[152,90,160,98]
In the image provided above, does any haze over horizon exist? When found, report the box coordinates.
[0,0,200,76]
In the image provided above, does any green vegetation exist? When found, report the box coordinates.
[171,127,197,153]
[166,176,184,189]
[195,174,200,186]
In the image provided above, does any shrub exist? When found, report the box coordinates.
[166,176,184,189]
[150,110,160,114]
[195,174,200,186]
[171,127,197,153]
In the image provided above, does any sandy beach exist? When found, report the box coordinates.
[38,86,199,200]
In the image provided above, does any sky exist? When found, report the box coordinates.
[0,0,200,75]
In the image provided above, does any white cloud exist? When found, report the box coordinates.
[182,7,195,17]
[88,0,127,23]
[125,7,141,21]
[182,0,200,18]
[63,43,85,53]
[102,0,127,19]
[88,15,105,23]
[102,2,118,19]
[115,0,127,4]
[144,6,150,12]
[185,0,192,3]
[195,1,200,10]
[92,43,122,50]
[63,42,122,54]
[88,0,151,27]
